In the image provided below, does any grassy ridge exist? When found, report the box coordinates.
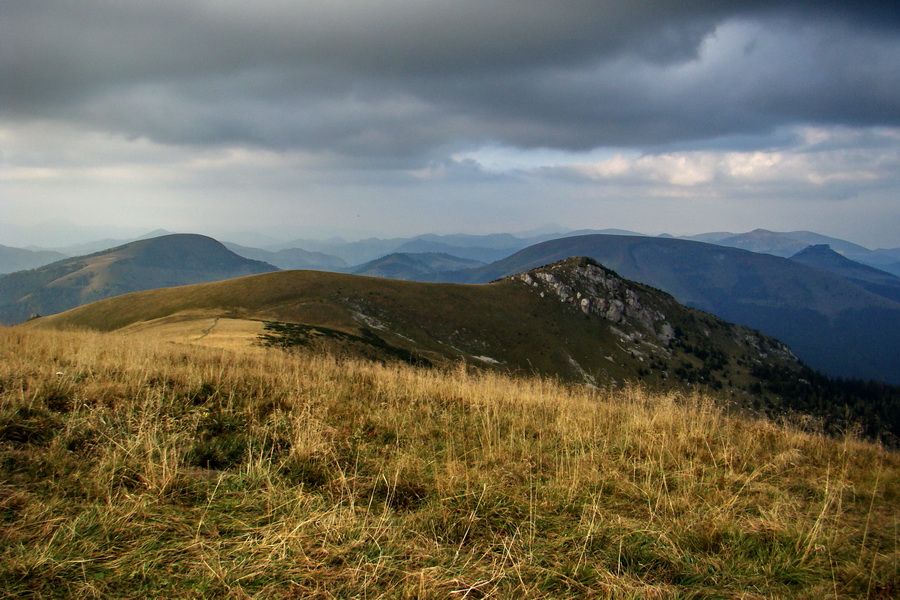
[28,266,805,397]
[1,327,898,598]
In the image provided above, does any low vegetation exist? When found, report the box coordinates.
[1,327,898,598]
[260,321,431,367]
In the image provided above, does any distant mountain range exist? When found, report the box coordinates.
[351,253,484,280]
[263,229,642,265]
[0,234,277,325]
[0,245,67,274]
[222,242,349,271]
[3,228,899,384]
[790,245,900,304]
[434,234,900,384]
[7,226,897,276]
[685,229,900,277]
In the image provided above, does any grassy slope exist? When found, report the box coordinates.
[28,267,800,395]
[1,327,898,598]
[27,270,642,385]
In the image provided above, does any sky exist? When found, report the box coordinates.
[2,1,900,249]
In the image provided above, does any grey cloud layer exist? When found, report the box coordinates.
[3,1,899,163]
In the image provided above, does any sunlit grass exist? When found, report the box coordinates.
[1,326,897,598]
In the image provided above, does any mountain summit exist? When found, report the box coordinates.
[790,244,900,304]
[0,234,277,324]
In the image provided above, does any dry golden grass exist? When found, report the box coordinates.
[1,326,898,598]
[115,311,266,349]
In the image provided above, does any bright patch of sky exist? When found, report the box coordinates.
[453,146,642,173]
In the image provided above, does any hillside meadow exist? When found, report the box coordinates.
[1,326,898,598]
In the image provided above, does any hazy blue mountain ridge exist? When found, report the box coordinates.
[223,242,348,271]
[0,245,68,274]
[790,245,900,304]
[268,229,645,266]
[351,252,484,280]
[709,229,900,276]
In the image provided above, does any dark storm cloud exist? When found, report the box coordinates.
[2,1,899,164]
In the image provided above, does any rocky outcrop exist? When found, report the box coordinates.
[511,257,799,376]
[513,257,676,344]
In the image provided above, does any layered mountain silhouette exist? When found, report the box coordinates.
[435,234,900,384]
[223,242,348,271]
[790,245,900,304]
[0,245,67,274]
[0,234,277,325]
[705,229,900,277]
[269,229,645,265]
[5,230,899,384]
[351,252,484,280]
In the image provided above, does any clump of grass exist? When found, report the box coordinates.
[0,406,61,446]
[0,326,898,598]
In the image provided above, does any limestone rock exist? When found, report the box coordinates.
[511,257,674,343]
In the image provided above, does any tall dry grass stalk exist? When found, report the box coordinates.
[1,326,898,598]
